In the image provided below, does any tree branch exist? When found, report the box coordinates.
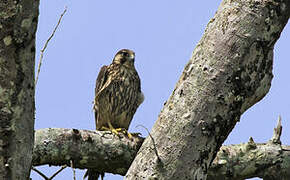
[32,165,67,180]
[32,128,143,175]
[208,142,290,180]
[32,128,290,179]
[126,0,290,179]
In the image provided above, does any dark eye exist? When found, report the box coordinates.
[122,52,129,56]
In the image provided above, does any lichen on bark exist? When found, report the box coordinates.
[125,0,290,179]
[0,0,39,179]
[33,128,144,175]
[32,128,290,180]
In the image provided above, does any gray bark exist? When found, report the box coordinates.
[208,141,290,180]
[1,0,289,179]
[32,128,290,180]
[33,128,143,175]
[0,1,39,179]
[125,0,290,179]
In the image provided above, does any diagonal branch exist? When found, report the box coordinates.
[32,165,67,180]
[126,0,290,179]
[32,167,50,180]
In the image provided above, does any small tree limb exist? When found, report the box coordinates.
[32,167,50,180]
[32,165,67,180]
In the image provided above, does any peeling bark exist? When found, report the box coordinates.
[125,0,290,179]
[32,128,290,180]
[0,1,39,179]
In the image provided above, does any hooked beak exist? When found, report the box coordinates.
[129,52,135,62]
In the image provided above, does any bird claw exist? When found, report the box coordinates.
[100,126,123,137]
[120,129,138,140]
[111,128,124,137]
[127,132,133,139]
[100,125,139,140]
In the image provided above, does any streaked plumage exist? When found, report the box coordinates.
[85,49,144,180]
[94,49,144,131]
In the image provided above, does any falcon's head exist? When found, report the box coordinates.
[113,49,135,68]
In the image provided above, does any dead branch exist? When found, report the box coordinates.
[35,7,67,86]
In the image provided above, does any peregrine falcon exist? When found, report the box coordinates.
[94,49,144,134]
[85,49,144,180]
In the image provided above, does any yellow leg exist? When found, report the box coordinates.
[127,131,133,139]
[118,128,135,139]
[100,122,138,139]
[99,122,123,136]
[107,122,124,135]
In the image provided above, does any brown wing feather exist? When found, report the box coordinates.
[95,65,109,95]
[94,65,109,129]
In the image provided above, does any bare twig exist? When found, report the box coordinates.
[35,6,67,86]
[49,165,67,179]
[136,125,161,163]
[32,165,67,180]
[31,167,49,180]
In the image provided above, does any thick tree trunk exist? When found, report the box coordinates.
[0,1,39,179]
[125,0,290,179]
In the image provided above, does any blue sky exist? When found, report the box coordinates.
[32,1,290,180]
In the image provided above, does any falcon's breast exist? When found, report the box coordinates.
[94,49,143,130]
